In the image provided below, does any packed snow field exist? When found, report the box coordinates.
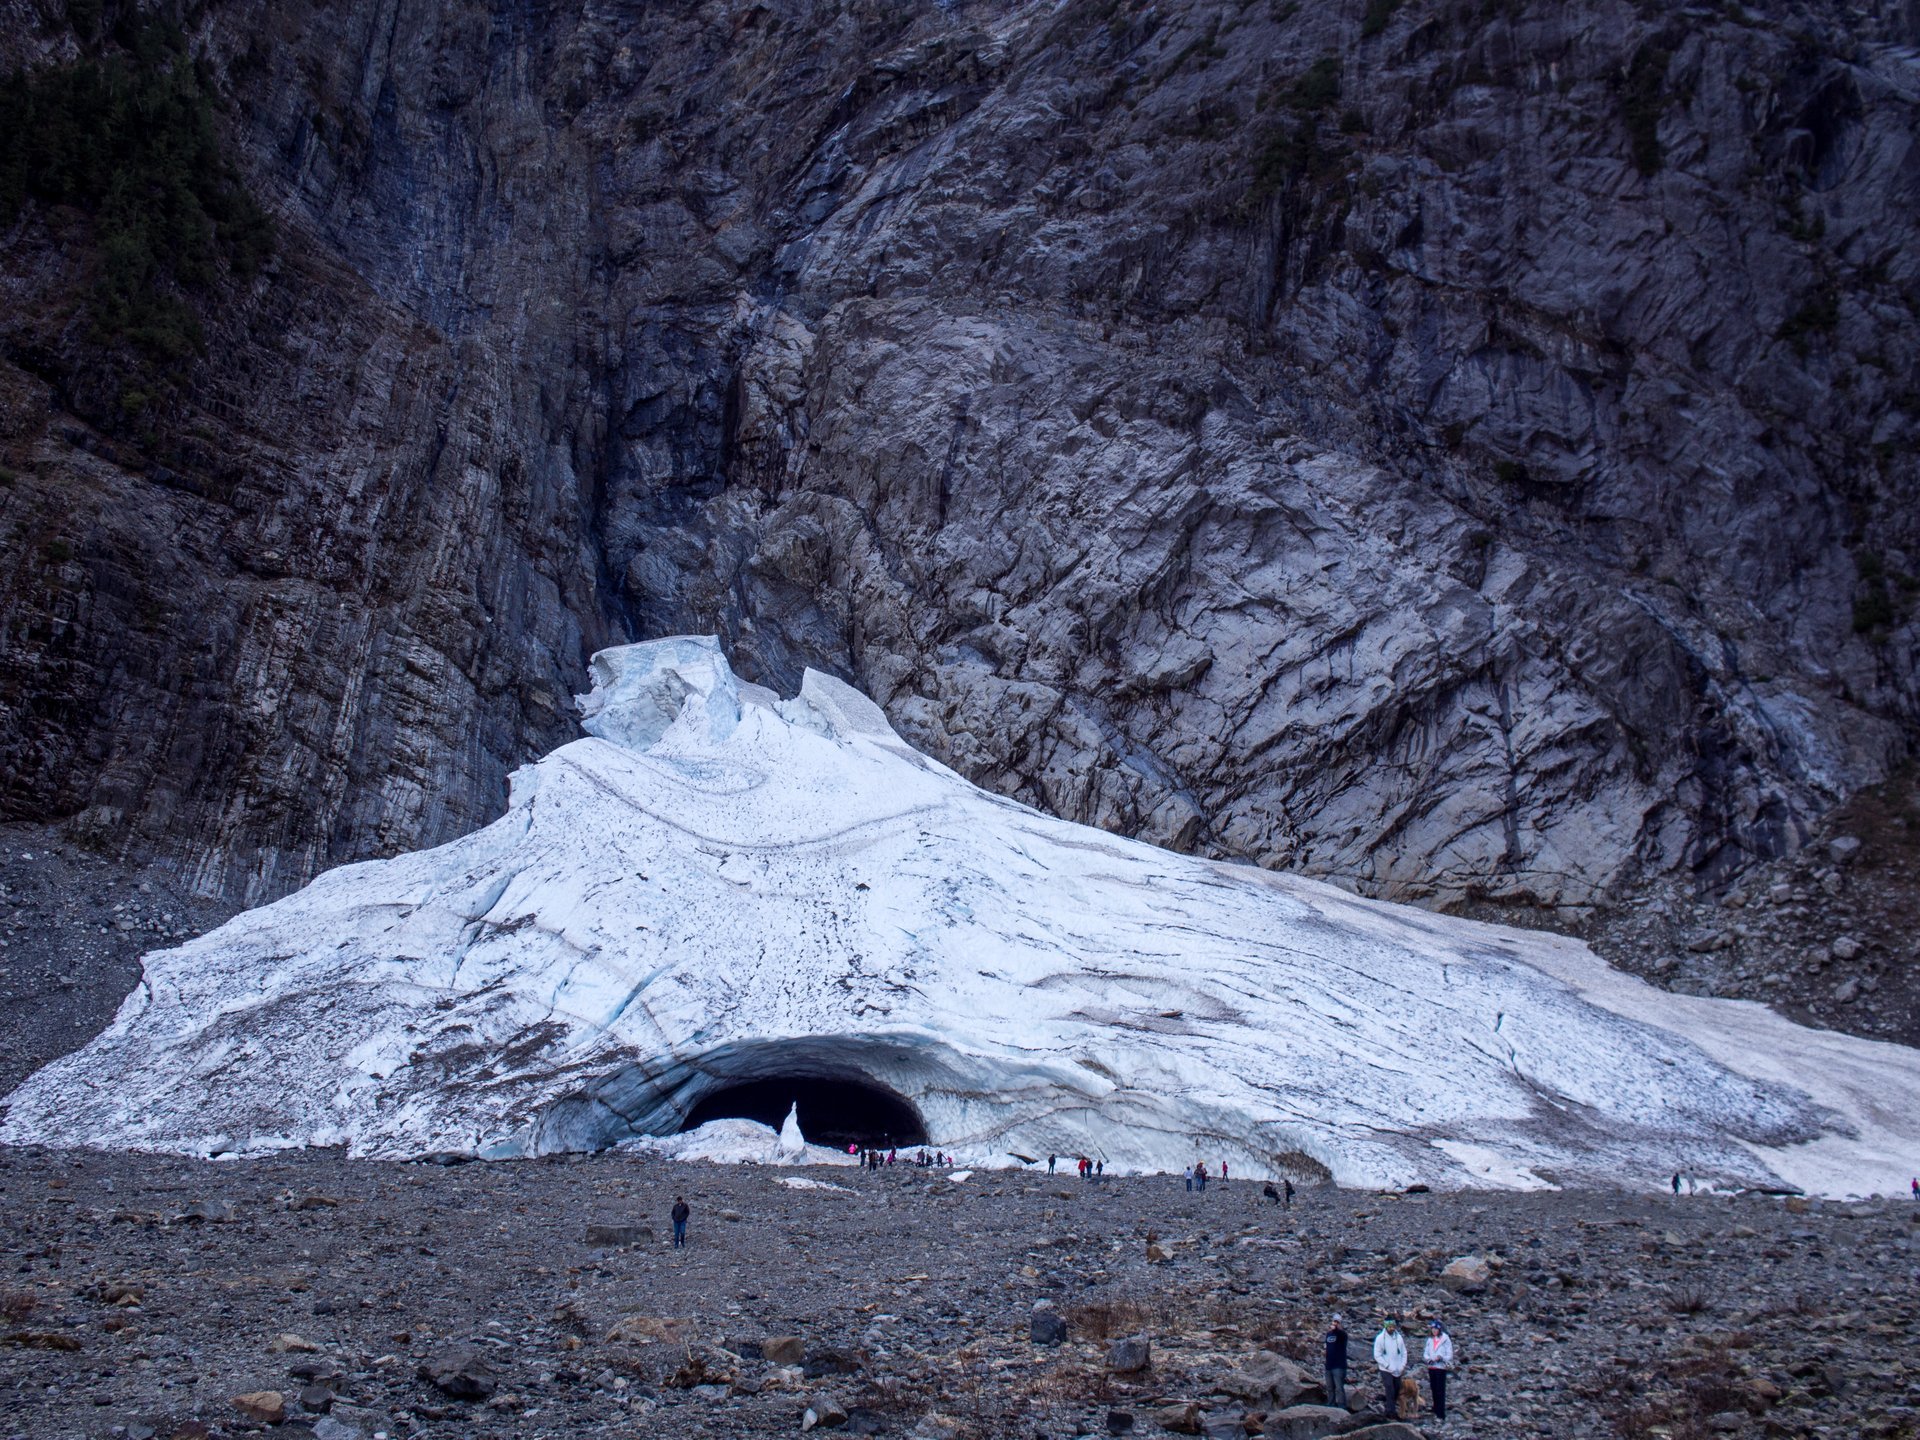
[2,1144,1916,1440]
[5,638,1920,1196]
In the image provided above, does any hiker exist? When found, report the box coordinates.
[670,1196,690,1249]
[1195,1160,1208,1193]
[1324,1313,1349,1408]
[1911,1176,1917,1201]
[1220,1160,1229,1184]
[888,1147,897,1166]
[1186,1166,1196,1193]
[1095,1159,1104,1177]
[1672,1172,1681,1195]
[1372,1318,1406,1417]
[1262,1181,1280,1205]
[1049,1154,1058,1174]
[1423,1320,1453,1424]
[1284,1177,1295,1210]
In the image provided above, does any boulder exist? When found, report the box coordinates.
[1218,1350,1309,1406]
[418,1350,498,1401]
[1439,1255,1492,1294]
[1148,1402,1205,1435]
[1106,1333,1152,1373]
[1828,836,1862,864]
[802,1392,850,1430]
[763,1335,807,1366]
[1263,1404,1356,1440]
[1029,1305,1068,1347]
[1340,1426,1426,1440]
[298,1383,335,1414]
[1106,1410,1135,1434]
[267,1333,321,1354]
[911,1415,965,1440]
[606,1315,688,1344]
[232,1391,287,1424]
[1831,936,1863,961]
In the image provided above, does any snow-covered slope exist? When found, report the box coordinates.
[5,637,1917,1195]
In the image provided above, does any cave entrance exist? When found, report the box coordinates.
[682,1074,928,1149]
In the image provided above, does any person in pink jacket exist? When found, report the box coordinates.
[1423,1319,1454,1423]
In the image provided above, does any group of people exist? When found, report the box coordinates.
[856,1146,955,1169]
[1043,1154,1105,1177]
[1181,1160,1230,1190]
[1324,1313,1454,1423]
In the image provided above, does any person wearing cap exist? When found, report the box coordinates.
[1372,1317,1407,1417]
[1424,1319,1454,1423]
[1323,1313,1350,1408]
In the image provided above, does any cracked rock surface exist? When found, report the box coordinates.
[1,0,1916,924]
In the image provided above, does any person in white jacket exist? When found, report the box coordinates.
[1372,1318,1407,1417]
[1424,1320,1455,1423]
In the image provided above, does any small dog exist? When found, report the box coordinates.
[1398,1374,1423,1419]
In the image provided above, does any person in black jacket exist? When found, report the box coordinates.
[1324,1313,1349,1408]
[670,1196,690,1248]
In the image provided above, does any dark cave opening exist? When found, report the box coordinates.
[681,1074,929,1149]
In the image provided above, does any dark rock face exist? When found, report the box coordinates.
[0,0,1915,912]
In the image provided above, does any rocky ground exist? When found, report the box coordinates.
[0,1146,1916,1440]
[0,823,233,1097]
[1572,766,1920,1048]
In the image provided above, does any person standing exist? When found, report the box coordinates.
[1323,1313,1349,1409]
[1186,1165,1196,1193]
[1049,1154,1057,1175]
[1195,1161,1208,1193]
[1372,1317,1406,1417]
[670,1196,690,1249]
[1671,1172,1681,1195]
[1284,1177,1295,1211]
[1423,1320,1453,1424]
[1220,1160,1229,1184]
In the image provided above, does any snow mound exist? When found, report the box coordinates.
[620,1118,854,1168]
[5,637,1918,1196]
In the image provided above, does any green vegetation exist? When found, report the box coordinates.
[0,15,272,364]
[1621,43,1670,176]
[1360,0,1403,39]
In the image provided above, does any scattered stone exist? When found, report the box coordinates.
[1827,836,1862,864]
[417,1350,497,1401]
[584,1222,651,1246]
[2,1329,82,1351]
[231,1390,287,1424]
[1105,1409,1135,1435]
[1264,1404,1355,1440]
[1831,936,1863,961]
[1833,978,1860,1004]
[311,1403,391,1440]
[1708,1411,1746,1432]
[910,1415,964,1440]
[605,1315,688,1344]
[176,1200,234,1224]
[1106,1333,1152,1373]
[298,1384,334,1414]
[267,1333,320,1354]
[1341,1425,1426,1440]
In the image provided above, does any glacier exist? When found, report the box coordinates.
[3,635,1917,1196]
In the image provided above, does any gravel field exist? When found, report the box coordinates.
[2,1146,1917,1440]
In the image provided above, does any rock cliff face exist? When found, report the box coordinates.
[1,0,1916,911]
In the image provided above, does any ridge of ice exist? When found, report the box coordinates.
[4,636,1918,1197]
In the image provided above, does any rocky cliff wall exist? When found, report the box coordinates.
[0,0,1915,910]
